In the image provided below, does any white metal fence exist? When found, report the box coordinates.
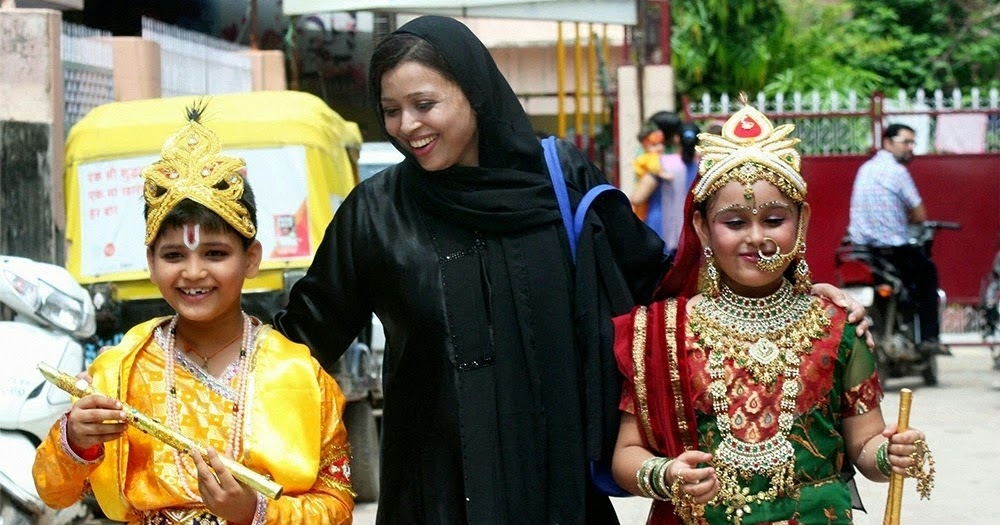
[141,17,252,98]
[685,88,1000,155]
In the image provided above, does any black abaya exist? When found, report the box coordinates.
[274,16,670,524]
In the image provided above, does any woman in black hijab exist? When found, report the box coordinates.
[273,15,864,524]
[275,15,666,523]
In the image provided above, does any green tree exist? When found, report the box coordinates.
[669,0,999,97]
[778,0,1000,92]
[670,0,795,97]
[844,0,1000,90]
[764,2,886,95]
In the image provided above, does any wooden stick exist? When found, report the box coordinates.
[882,388,912,525]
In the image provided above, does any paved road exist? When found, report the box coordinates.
[353,335,1000,524]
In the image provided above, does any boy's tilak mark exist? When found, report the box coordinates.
[183,224,200,251]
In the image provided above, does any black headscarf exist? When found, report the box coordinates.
[378,16,563,234]
[384,15,543,174]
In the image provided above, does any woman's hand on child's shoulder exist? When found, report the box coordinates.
[66,394,127,451]
[811,282,875,348]
[191,446,258,524]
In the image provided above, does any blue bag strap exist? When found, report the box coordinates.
[541,136,577,259]
[573,184,618,248]
[543,136,628,264]
[543,137,633,498]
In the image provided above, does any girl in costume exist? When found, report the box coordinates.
[32,108,354,524]
[272,15,870,524]
[611,104,935,525]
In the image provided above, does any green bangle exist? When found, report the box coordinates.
[650,458,674,500]
[636,457,671,501]
[636,457,659,499]
[875,440,892,477]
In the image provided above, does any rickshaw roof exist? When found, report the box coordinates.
[66,90,362,164]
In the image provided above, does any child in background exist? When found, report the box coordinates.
[32,107,354,524]
[631,127,669,224]
[631,123,689,255]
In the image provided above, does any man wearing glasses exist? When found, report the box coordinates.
[848,123,945,356]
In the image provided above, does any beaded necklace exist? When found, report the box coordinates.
[690,279,829,524]
[159,312,254,501]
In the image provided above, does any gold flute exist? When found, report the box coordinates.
[882,388,912,525]
[38,362,283,500]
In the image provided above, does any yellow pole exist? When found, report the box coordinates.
[601,24,610,125]
[574,22,583,147]
[883,388,913,525]
[588,23,596,153]
[557,21,566,138]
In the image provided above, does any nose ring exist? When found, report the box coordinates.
[757,237,786,272]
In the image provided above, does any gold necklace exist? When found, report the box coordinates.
[692,279,828,385]
[181,331,242,367]
[690,279,830,524]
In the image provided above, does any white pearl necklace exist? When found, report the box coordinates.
[161,312,254,501]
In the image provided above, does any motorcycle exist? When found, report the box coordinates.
[834,221,960,387]
[981,249,1000,370]
[0,255,98,525]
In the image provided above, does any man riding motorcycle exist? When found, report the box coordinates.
[848,123,948,356]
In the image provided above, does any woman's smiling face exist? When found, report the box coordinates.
[380,61,479,171]
[694,179,809,297]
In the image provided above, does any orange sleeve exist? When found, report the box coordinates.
[261,370,354,524]
[32,414,103,510]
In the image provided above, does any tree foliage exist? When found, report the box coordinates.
[840,0,1000,90]
[670,0,794,97]
[668,0,1000,97]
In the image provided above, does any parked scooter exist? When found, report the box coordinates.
[981,249,1000,369]
[0,255,98,524]
[834,221,960,387]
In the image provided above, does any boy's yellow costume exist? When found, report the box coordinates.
[34,320,354,523]
[33,110,354,524]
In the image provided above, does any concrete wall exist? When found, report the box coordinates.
[108,36,161,101]
[0,8,63,263]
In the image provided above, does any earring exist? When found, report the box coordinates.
[793,242,813,294]
[700,247,720,298]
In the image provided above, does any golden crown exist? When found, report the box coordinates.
[142,109,255,245]
[693,103,805,204]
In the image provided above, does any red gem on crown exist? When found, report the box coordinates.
[734,116,763,139]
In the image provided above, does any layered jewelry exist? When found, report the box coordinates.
[690,279,830,524]
[693,279,829,385]
[157,312,255,502]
